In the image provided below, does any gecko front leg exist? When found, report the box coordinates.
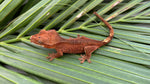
[46,49,63,61]
[79,46,99,63]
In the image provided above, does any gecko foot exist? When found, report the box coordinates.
[46,53,56,61]
[78,55,91,64]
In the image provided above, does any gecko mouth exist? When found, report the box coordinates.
[30,36,45,47]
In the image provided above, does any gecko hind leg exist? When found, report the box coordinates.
[79,46,99,63]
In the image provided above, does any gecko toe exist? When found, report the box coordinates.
[80,58,85,64]
[78,55,85,61]
[80,60,84,64]
[78,58,82,60]
[87,59,91,63]
[79,54,92,63]
[49,58,54,61]
[46,53,56,61]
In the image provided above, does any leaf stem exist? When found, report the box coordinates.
[1,36,30,44]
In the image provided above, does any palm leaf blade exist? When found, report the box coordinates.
[81,0,124,26]
[0,0,23,22]
[44,0,88,30]
[0,66,42,84]
[0,0,52,39]
[17,0,71,38]
[0,42,150,83]
[105,0,143,21]
[0,0,150,84]
[118,1,150,20]
[59,0,103,31]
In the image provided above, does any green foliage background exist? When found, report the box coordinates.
[0,0,150,84]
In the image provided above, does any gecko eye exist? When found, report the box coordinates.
[38,37,41,39]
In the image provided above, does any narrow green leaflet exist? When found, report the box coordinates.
[0,0,23,22]
[0,0,12,12]
[120,19,150,23]
[59,0,103,31]
[80,26,150,44]
[44,0,88,30]
[20,0,41,13]
[17,0,71,38]
[111,24,150,33]
[0,66,42,84]
[0,76,13,84]
[118,1,150,20]
[133,8,150,18]
[105,0,143,21]
[81,0,123,26]
[0,0,52,39]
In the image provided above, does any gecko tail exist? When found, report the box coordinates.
[93,12,114,45]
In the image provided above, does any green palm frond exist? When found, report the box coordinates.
[0,0,150,84]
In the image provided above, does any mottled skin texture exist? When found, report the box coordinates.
[30,12,114,63]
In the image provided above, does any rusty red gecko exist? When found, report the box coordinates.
[30,12,114,63]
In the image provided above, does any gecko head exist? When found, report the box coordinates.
[30,29,59,46]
